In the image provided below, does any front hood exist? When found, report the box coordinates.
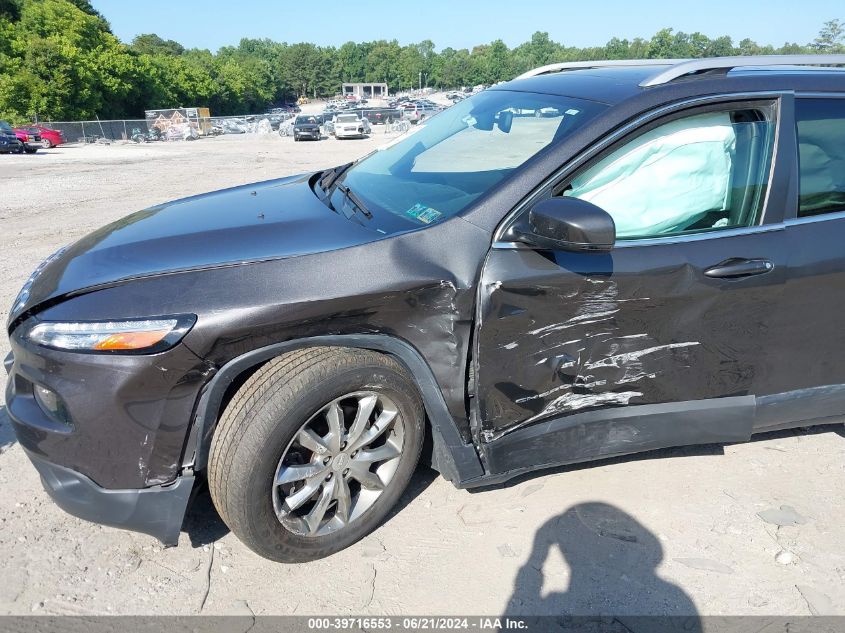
[11,173,377,324]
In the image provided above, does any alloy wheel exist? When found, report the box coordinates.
[272,391,405,537]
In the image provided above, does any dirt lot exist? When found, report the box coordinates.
[1,132,844,618]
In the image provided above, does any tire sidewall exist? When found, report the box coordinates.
[237,358,423,562]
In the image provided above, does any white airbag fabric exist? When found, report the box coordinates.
[566,112,737,237]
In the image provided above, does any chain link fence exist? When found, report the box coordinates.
[39,113,413,144]
[39,115,284,143]
[38,119,147,143]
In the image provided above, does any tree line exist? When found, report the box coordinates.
[0,0,842,122]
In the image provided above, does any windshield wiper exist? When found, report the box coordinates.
[318,162,353,192]
[336,182,373,219]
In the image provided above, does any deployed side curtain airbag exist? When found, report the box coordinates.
[565,112,737,238]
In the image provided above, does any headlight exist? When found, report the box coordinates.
[25,316,195,354]
[10,245,68,321]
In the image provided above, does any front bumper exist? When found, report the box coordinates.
[5,325,210,489]
[4,331,205,544]
[295,129,320,139]
[25,448,194,545]
[336,129,365,138]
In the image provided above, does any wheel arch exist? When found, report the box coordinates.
[184,334,484,485]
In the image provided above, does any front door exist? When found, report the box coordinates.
[474,98,789,475]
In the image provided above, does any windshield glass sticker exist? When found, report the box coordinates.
[406,203,443,224]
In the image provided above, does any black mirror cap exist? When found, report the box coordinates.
[522,197,616,253]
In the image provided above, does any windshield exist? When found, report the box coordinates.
[334,90,607,228]
[0,121,12,132]
[337,115,358,123]
[296,116,318,125]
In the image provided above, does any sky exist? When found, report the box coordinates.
[90,0,841,52]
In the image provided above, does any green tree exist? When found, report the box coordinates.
[130,33,185,56]
[647,28,675,58]
[706,36,735,57]
[365,39,401,87]
[0,0,21,20]
[0,0,139,120]
[812,19,845,51]
[605,37,631,59]
[486,39,511,83]
[398,44,424,89]
[337,41,366,83]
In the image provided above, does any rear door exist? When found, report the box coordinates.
[474,96,791,474]
[759,95,845,428]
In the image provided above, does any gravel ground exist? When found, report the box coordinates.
[1,132,844,618]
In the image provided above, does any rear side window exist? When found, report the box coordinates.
[796,98,845,218]
[561,106,776,240]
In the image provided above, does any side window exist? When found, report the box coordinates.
[796,98,845,218]
[560,108,776,240]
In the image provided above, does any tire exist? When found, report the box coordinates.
[43,139,53,149]
[208,347,425,563]
[24,146,37,154]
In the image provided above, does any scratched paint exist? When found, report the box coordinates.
[474,242,778,442]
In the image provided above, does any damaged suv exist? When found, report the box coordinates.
[6,56,845,562]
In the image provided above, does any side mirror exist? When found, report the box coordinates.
[510,197,616,253]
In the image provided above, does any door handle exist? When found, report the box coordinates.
[704,258,774,279]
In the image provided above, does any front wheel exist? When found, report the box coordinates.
[208,347,425,562]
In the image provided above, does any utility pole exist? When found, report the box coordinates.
[418,71,422,91]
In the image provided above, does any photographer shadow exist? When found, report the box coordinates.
[504,502,701,633]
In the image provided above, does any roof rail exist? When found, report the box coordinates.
[514,59,688,80]
[639,54,845,87]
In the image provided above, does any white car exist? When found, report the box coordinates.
[333,113,371,139]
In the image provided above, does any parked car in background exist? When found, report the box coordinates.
[0,120,25,153]
[214,118,247,134]
[263,114,292,130]
[333,113,371,139]
[10,125,39,153]
[357,108,402,125]
[293,115,322,141]
[388,96,411,108]
[0,122,21,153]
[17,125,65,148]
[405,102,441,124]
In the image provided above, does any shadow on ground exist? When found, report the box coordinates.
[182,481,231,547]
[504,502,701,632]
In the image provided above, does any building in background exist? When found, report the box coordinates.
[342,83,388,100]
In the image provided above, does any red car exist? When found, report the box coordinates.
[15,125,65,148]
[12,128,40,153]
